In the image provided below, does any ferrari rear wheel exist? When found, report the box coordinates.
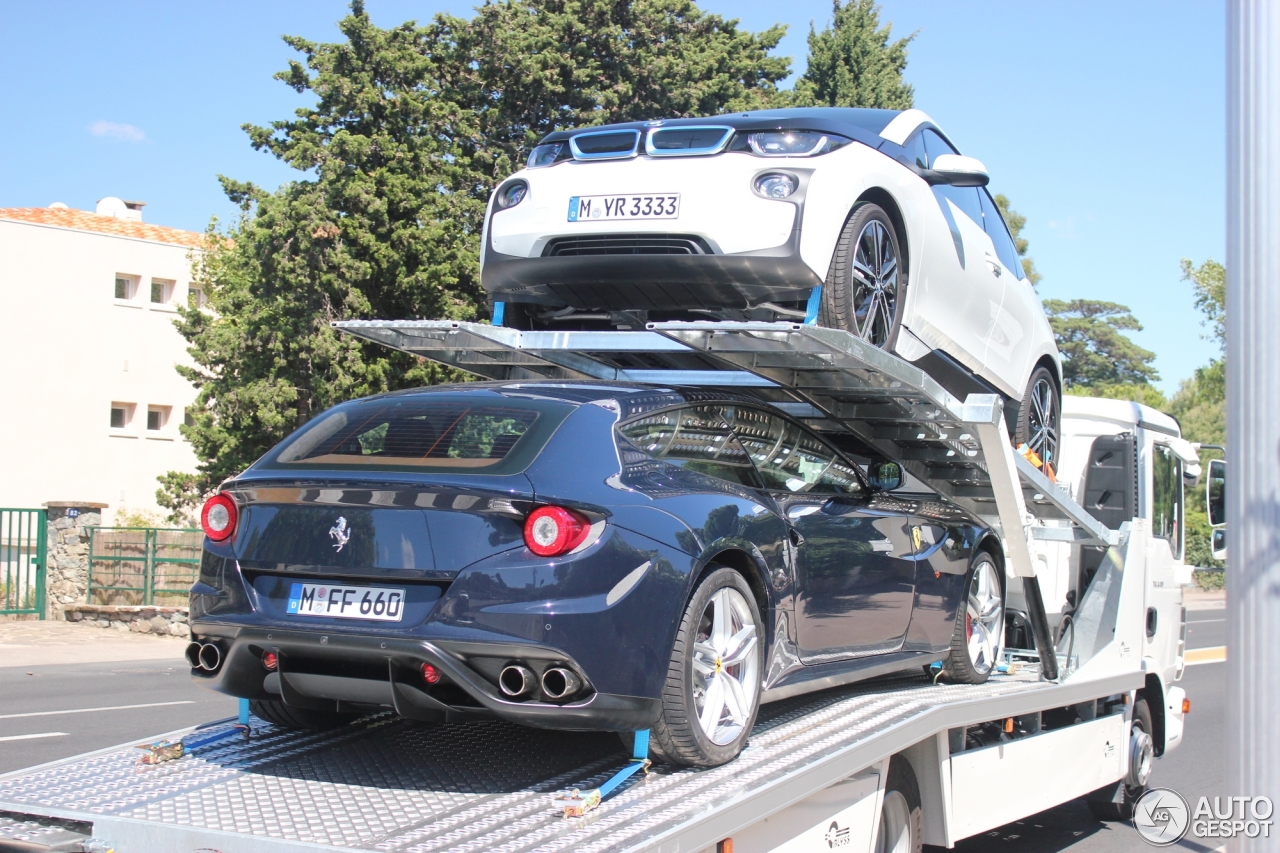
[650,567,763,767]
[819,203,905,349]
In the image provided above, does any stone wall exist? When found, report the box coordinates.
[63,603,189,637]
[43,502,106,620]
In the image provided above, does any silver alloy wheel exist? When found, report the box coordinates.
[691,587,760,746]
[966,561,1004,676]
[1028,376,1059,468]
[851,219,899,346]
[874,789,913,853]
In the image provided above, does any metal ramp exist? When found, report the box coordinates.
[0,667,1140,853]
[334,320,1113,555]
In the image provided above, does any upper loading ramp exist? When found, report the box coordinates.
[333,320,1114,557]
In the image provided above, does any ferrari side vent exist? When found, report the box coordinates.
[543,234,712,257]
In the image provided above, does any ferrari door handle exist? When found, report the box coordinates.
[788,528,805,547]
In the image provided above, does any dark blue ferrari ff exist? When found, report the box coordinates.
[188,381,1006,766]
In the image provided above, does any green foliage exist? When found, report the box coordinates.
[993,194,1042,288]
[791,0,914,109]
[1043,299,1160,390]
[1071,382,1169,411]
[159,0,797,517]
[113,505,168,529]
[1181,257,1226,351]
[1192,569,1225,591]
[454,0,791,164]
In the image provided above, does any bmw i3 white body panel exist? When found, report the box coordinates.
[482,108,1060,404]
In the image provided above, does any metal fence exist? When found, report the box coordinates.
[87,527,202,606]
[0,508,46,617]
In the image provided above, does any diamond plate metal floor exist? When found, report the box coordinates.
[0,671,1051,853]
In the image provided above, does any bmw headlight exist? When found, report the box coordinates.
[527,143,566,168]
[495,180,528,209]
[748,131,849,157]
[753,172,798,199]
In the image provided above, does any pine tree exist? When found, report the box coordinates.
[791,0,914,109]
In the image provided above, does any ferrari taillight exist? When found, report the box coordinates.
[523,506,591,557]
[200,493,238,542]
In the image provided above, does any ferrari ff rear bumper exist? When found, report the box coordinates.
[189,621,662,731]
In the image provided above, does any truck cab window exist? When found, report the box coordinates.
[1152,444,1183,560]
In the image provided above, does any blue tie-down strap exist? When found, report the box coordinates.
[554,730,652,818]
[134,721,251,766]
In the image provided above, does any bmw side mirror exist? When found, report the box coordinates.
[868,461,903,491]
[1206,458,1227,528]
[928,154,990,188]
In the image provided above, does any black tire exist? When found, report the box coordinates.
[875,755,924,853]
[1087,699,1154,821]
[1014,365,1061,473]
[249,699,360,730]
[819,203,905,349]
[941,553,1005,685]
[649,567,765,767]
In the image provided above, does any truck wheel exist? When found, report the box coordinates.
[249,699,359,730]
[650,567,764,767]
[942,554,1005,684]
[819,203,905,349]
[1087,698,1154,821]
[1014,366,1060,472]
[875,755,923,853]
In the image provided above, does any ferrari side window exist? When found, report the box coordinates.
[618,406,762,488]
[733,408,860,495]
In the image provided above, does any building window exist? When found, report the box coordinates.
[151,279,174,304]
[110,403,134,430]
[188,286,206,309]
[147,406,170,431]
[114,275,138,301]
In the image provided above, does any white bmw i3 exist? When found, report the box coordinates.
[481,107,1063,468]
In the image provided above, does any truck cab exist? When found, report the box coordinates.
[1045,395,1197,756]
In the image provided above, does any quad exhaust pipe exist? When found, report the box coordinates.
[541,667,582,700]
[499,665,536,697]
[186,641,223,672]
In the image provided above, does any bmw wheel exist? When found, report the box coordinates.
[819,204,905,349]
[1015,366,1061,474]
[942,553,1005,684]
[650,567,764,767]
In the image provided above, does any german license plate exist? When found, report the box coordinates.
[568,194,679,222]
[287,582,405,622]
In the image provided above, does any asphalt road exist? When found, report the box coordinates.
[0,658,238,775]
[937,608,1228,853]
[0,610,1231,852]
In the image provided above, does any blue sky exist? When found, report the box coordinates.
[0,1,1224,393]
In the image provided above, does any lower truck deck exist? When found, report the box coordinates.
[0,666,1141,853]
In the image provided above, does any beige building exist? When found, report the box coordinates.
[0,200,205,522]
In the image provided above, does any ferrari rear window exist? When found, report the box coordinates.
[259,395,573,474]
